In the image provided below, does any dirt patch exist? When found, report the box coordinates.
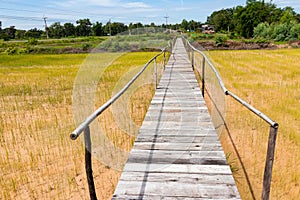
[195,40,300,50]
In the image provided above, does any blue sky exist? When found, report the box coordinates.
[0,0,300,30]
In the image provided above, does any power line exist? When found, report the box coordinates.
[0,1,165,21]
[0,14,72,23]
[0,1,107,18]
[0,7,95,18]
[0,7,41,13]
[0,0,172,29]
[0,14,45,22]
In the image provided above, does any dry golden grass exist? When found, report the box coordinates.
[204,49,300,199]
[0,52,166,199]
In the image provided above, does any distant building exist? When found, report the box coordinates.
[199,24,215,34]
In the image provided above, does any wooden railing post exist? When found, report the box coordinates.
[262,125,278,200]
[201,56,205,97]
[191,49,194,70]
[154,58,157,89]
[84,126,97,200]
[163,51,166,70]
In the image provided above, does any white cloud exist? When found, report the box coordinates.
[53,0,121,8]
[86,0,120,7]
[272,0,300,8]
[54,0,153,9]
[122,2,152,9]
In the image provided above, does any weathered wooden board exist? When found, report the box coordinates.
[113,181,240,199]
[133,142,223,151]
[112,38,240,199]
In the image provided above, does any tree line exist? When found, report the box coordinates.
[0,18,202,41]
[1,0,299,41]
[207,0,300,41]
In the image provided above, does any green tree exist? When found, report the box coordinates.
[188,20,201,31]
[76,18,92,36]
[280,7,296,24]
[15,30,26,39]
[63,23,75,37]
[234,0,277,38]
[49,22,64,38]
[181,19,189,31]
[4,26,16,39]
[128,22,143,30]
[104,22,127,35]
[295,14,300,23]
[25,28,43,38]
[207,8,235,32]
[92,22,104,36]
[266,5,283,23]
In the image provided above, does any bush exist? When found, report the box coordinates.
[81,43,92,51]
[27,38,38,45]
[254,21,300,42]
[288,23,300,41]
[228,32,236,39]
[5,47,19,55]
[0,34,10,41]
[254,38,269,44]
[254,22,270,39]
[214,35,227,46]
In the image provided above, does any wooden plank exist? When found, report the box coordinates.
[122,163,232,174]
[135,136,220,144]
[113,181,240,199]
[127,150,228,165]
[118,172,237,185]
[113,38,240,199]
[133,142,223,151]
[136,129,217,136]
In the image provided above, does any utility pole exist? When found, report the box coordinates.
[164,15,169,31]
[43,16,49,39]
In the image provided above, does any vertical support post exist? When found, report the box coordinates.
[154,58,157,89]
[191,49,194,70]
[201,56,205,97]
[163,51,166,70]
[262,125,278,200]
[84,126,97,200]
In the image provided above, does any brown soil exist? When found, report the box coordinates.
[195,40,300,50]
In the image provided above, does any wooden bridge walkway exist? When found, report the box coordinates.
[112,38,241,199]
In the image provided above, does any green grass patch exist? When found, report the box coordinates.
[0,37,107,54]
[0,54,88,67]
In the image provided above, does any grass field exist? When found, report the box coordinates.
[2,44,298,199]
[0,51,164,199]
[0,37,107,54]
[206,49,300,199]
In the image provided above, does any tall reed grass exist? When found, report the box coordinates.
[0,51,166,199]
[206,49,300,199]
